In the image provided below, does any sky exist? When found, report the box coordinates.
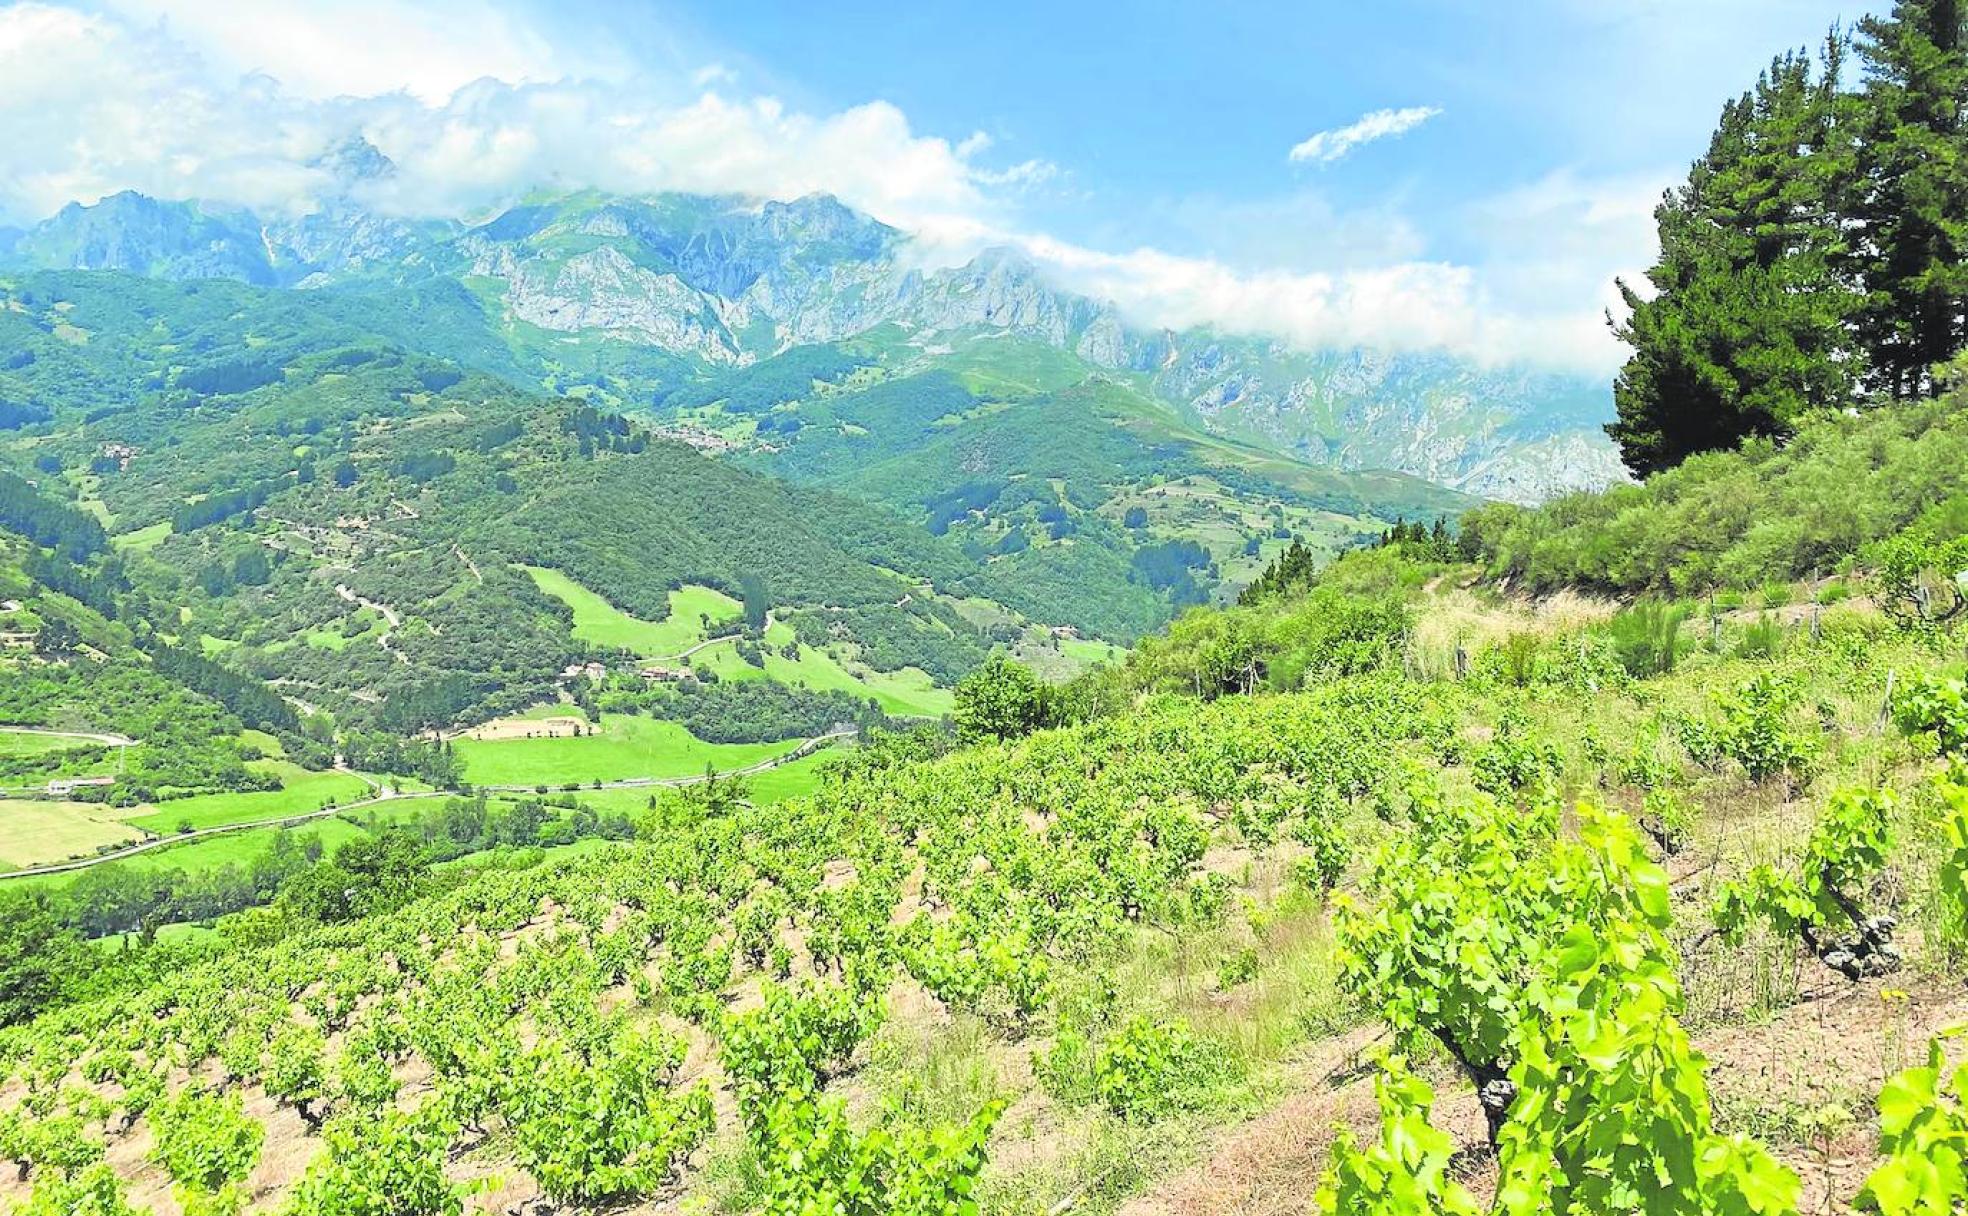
[0,0,1865,374]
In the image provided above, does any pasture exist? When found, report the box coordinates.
[453,714,798,786]
[0,799,144,869]
[526,567,741,657]
[0,730,86,758]
[120,762,373,834]
[696,619,953,718]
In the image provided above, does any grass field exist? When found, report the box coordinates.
[122,763,373,834]
[740,747,841,803]
[454,714,799,786]
[1059,635,1126,667]
[84,816,371,880]
[526,567,951,715]
[0,730,92,758]
[527,568,741,657]
[696,620,954,718]
[0,799,144,869]
[560,745,844,819]
[109,520,171,552]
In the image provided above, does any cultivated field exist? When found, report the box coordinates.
[0,799,144,869]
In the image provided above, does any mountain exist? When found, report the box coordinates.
[0,272,1037,730]
[2,189,1621,502]
[1156,343,1628,503]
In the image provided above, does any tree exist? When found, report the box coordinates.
[738,572,769,632]
[32,616,80,657]
[952,656,1052,742]
[1239,538,1318,604]
[1608,42,1861,475]
[1849,0,1968,398]
[0,892,84,1026]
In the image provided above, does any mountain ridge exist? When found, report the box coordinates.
[2,188,1623,502]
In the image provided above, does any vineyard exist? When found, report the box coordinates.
[3,560,1968,1214]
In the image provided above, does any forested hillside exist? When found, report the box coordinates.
[0,271,1117,734]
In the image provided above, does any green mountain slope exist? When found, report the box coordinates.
[0,272,1039,729]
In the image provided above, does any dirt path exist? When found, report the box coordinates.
[335,584,409,664]
[452,544,483,583]
[0,725,137,747]
[657,610,776,663]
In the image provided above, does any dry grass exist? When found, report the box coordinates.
[1407,587,1618,680]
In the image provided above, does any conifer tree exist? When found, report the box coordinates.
[1608,41,1860,475]
[1849,0,1968,398]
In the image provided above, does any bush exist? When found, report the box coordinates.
[1607,600,1690,678]
[1092,1017,1220,1121]
[1892,672,1968,757]
[1716,674,1815,785]
[1216,947,1260,991]
[952,656,1053,742]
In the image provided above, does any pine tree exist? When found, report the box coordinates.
[1849,0,1968,398]
[1608,41,1861,475]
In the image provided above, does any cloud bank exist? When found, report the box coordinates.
[1289,106,1442,165]
[0,2,1628,374]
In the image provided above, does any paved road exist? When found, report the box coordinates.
[0,729,852,880]
[0,788,450,879]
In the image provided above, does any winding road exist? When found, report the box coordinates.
[0,729,852,881]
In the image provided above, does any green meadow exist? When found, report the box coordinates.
[526,567,741,657]
[695,619,953,718]
[454,714,798,786]
[0,730,92,758]
[123,763,374,833]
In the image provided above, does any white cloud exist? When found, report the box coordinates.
[0,4,1002,228]
[1008,233,1618,373]
[95,0,608,103]
[1289,106,1442,165]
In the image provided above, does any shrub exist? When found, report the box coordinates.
[1733,614,1786,660]
[1607,600,1690,678]
[148,1088,264,1213]
[1216,947,1260,991]
[1470,715,1562,797]
[1892,672,1968,757]
[1092,1017,1220,1121]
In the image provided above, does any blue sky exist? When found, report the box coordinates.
[677,0,1865,265]
[0,0,1865,372]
